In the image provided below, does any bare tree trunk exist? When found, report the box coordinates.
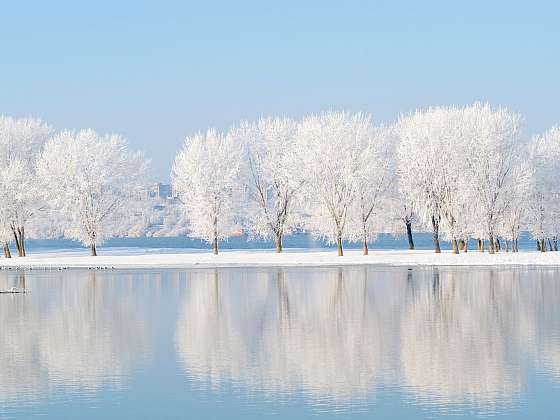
[212,236,218,255]
[3,242,11,258]
[537,240,541,251]
[540,239,546,252]
[431,216,441,254]
[12,227,23,257]
[495,238,501,252]
[363,239,368,255]
[275,233,283,253]
[548,238,554,252]
[488,233,495,254]
[90,243,97,256]
[459,240,465,251]
[212,216,218,255]
[406,220,414,250]
[451,238,459,254]
[505,239,510,252]
[554,239,558,252]
[478,239,484,252]
[336,234,343,256]
[463,238,469,253]
[18,227,25,257]
[514,238,519,252]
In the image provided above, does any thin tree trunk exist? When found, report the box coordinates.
[548,238,554,252]
[478,239,484,252]
[212,216,218,255]
[540,239,546,252]
[275,233,283,253]
[495,238,501,252]
[406,220,414,250]
[336,235,343,256]
[363,239,368,255]
[3,242,11,258]
[432,216,441,254]
[18,227,25,257]
[451,239,459,254]
[459,240,465,251]
[505,239,510,252]
[514,238,519,252]
[212,236,218,255]
[12,228,23,257]
[463,238,469,253]
[554,239,558,252]
[488,234,495,254]
[537,240,541,251]
[90,243,97,256]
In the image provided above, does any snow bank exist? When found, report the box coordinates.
[0,249,559,269]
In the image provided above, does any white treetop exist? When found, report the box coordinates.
[231,117,303,252]
[527,126,560,251]
[37,129,147,255]
[298,111,369,256]
[172,129,242,254]
[348,124,397,254]
[463,103,522,253]
[0,116,52,256]
[398,106,466,253]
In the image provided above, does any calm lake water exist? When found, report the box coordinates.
[1,266,559,419]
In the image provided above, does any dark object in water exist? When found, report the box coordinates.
[0,287,28,294]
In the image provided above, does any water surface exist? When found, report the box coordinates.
[1,266,559,419]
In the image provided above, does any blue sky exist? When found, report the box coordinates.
[1,0,558,180]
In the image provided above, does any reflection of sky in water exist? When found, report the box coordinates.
[1,267,560,419]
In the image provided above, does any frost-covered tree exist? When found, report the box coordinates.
[298,112,368,256]
[498,157,532,252]
[37,129,147,256]
[463,103,522,254]
[172,129,242,254]
[348,124,397,255]
[0,116,52,256]
[527,126,560,251]
[231,117,303,252]
[398,107,468,253]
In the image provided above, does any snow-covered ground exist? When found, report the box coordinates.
[1,249,559,269]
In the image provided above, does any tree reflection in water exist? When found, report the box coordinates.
[175,266,560,413]
[0,270,151,404]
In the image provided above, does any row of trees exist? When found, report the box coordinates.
[1,102,558,257]
[0,116,146,256]
[173,103,560,255]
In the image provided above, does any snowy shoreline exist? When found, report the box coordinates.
[0,249,559,269]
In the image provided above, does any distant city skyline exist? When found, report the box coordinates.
[1,0,558,181]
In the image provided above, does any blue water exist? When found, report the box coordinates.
[23,232,540,254]
[1,266,559,419]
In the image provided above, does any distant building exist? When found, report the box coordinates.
[147,183,175,200]
[157,183,172,199]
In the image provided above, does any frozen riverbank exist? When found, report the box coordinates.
[1,249,559,269]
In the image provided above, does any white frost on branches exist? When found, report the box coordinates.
[298,112,370,256]
[231,117,303,252]
[37,129,147,255]
[0,116,52,257]
[172,129,242,254]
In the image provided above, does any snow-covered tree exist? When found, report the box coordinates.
[0,116,52,256]
[37,129,147,256]
[463,103,522,254]
[398,106,468,253]
[527,126,560,251]
[298,111,369,256]
[231,117,303,252]
[172,129,242,254]
[348,124,397,255]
